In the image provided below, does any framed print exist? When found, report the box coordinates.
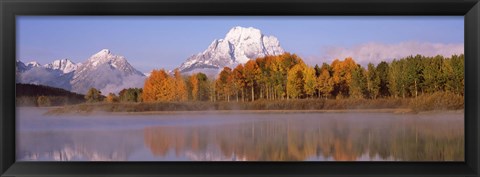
[1,0,479,176]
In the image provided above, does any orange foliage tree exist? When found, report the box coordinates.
[142,69,177,102]
[331,57,358,98]
[232,64,246,102]
[189,74,200,101]
[216,67,233,102]
[243,60,261,101]
[173,69,188,101]
[317,63,334,99]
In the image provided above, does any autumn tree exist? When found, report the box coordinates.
[317,63,334,99]
[188,74,199,101]
[189,74,200,101]
[173,69,188,101]
[287,64,305,99]
[163,74,176,101]
[331,57,358,98]
[232,64,246,102]
[344,58,359,97]
[209,79,217,102]
[314,64,321,77]
[106,93,119,103]
[331,59,342,97]
[140,53,463,103]
[264,56,278,100]
[350,65,367,99]
[270,53,303,100]
[366,63,381,99]
[142,69,175,102]
[255,57,270,100]
[143,69,161,102]
[270,57,286,100]
[85,87,103,103]
[216,67,234,101]
[303,65,317,99]
[244,60,261,101]
[189,72,210,101]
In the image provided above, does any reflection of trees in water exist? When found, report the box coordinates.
[388,118,464,161]
[144,116,463,161]
[144,127,210,157]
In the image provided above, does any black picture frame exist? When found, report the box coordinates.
[1,0,479,176]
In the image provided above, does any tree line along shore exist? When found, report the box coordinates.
[17,53,464,113]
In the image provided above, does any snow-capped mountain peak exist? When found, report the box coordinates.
[44,59,78,73]
[91,49,112,59]
[71,49,145,94]
[224,26,262,43]
[177,26,285,74]
[26,61,41,68]
[87,49,125,67]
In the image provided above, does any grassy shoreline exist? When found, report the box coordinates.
[44,93,464,115]
[45,106,465,116]
[107,108,417,115]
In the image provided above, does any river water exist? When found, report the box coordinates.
[16,107,464,161]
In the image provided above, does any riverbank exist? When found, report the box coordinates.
[109,108,417,115]
[44,98,404,115]
[44,94,464,115]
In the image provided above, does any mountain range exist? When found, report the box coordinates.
[16,49,146,94]
[17,26,285,94]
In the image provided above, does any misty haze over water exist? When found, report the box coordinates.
[17,107,464,161]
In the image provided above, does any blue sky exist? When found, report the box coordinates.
[17,16,464,72]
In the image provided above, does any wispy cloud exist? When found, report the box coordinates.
[309,41,464,66]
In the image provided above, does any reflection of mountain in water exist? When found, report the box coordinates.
[21,145,126,161]
[18,130,142,161]
[144,116,464,161]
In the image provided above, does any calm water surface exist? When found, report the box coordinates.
[17,107,464,161]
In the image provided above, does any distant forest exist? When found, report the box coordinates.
[16,83,86,106]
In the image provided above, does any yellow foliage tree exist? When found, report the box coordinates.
[317,67,334,99]
[303,66,317,98]
[189,74,200,101]
[174,69,188,101]
[287,64,305,99]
